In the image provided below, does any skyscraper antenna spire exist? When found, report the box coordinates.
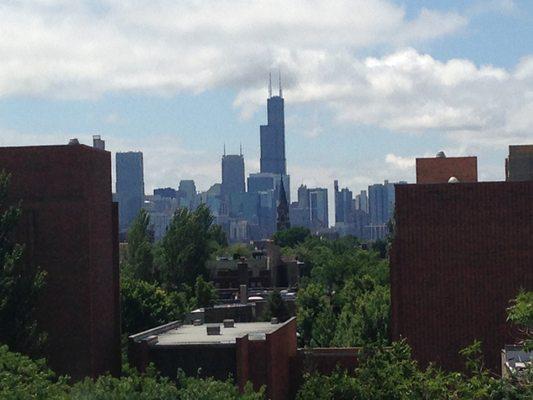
[278,68,282,97]
[223,143,226,156]
[268,72,272,98]
[240,142,243,156]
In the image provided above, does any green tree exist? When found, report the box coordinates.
[272,226,311,248]
[0,171,46,356]
[508,290,533,351]
[262,290,290,322]
[120,276,187,334]
[193,276,218,308]
[125,209,155,282]
[332,281,390,347]
[158,205,219,289]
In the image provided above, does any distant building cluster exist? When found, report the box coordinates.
[111,75,413,243]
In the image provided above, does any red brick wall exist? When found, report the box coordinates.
[0,145,120,379]
[391,182,533,372]
[416,157,478,184]
[236,318,297,400]
[266,318,297,400]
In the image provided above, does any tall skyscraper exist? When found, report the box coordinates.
[260,73,286,175]
[368,183,388,226]
[221,151,245,198]
[334,180,353,224]
[116,151,144,232]
[505,145,533,181]
[177,180,197,210]
[308,187,329,229]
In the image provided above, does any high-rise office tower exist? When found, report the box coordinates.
[116,151,145,233]
[260,72,286,175]
[368,183,388,225]
[308,187,329,229]
[505,145,533,181]
[221,150,245,198]
[334,180,353,224]
[359,190,368,213]
[178,180,197,209]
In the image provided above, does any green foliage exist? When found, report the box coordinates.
[332,281,390,347]
[262,290,290,322]
[177,372,264,400]
[0,346,264,399]
[121,276,187,334]
[0,344,67,399]
[192,276,218,308]
[124,209,156,282]
[297,340,532,400]
[0,171,47,356]
[158,205,220,289]
[508,290,533,351]
[272,226,311,248]
[295,236,390,348]
[69,366,179,400]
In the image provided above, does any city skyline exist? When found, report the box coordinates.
[1,1,533,206]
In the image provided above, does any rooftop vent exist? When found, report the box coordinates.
[448,176,460,183]
[271,317,279,324]
[68,138,80,145]
[206,324,221,335]
[436,151,446,158]
[223,319,235,328]
[193,319,203,326]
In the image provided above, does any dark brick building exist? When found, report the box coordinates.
[391,181,533,372]
[416,155,478,184]
[129,318,297,400]
[0,144,121,379]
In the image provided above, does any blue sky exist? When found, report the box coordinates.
[1,0,533,209]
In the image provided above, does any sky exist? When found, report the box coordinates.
[1,0,533,215]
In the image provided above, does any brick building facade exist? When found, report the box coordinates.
[391,181,533,372]
[0,144,121,379]
[416,156,478,184]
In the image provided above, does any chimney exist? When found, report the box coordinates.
[206,324,221,335]
[223,319,235,328]
[240,284,248,304]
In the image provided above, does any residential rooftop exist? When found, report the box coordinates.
[130,320,291,347]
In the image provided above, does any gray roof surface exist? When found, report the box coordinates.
[155,322,280,346]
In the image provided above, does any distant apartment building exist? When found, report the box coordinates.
[505,145,533,181]
[416,152,478,184]
[0,143,120,379]
[391,181,533,372]
[116,151,145,233]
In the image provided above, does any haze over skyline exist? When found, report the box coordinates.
[1,0,533,200]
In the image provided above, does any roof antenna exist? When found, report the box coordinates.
[278,68,282,97]
[240,142,243,156]
[268,72,272,98]
[223,143,226,156]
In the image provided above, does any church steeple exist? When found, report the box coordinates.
[277,177,290,231]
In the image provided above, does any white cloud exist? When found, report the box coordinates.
[385,154,415,170]
[0,0,466,100]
